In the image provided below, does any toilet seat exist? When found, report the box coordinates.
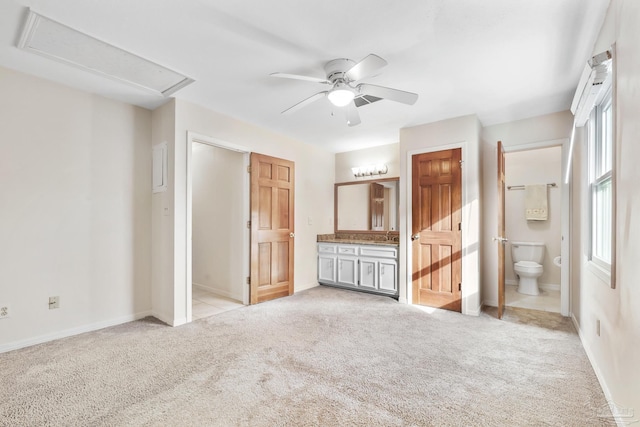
[514,261,543,274]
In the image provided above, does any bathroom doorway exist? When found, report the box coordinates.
[503,144,564,313]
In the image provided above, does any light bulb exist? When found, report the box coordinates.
[328,84,355,107]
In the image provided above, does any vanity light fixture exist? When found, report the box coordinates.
[351,164,388,178]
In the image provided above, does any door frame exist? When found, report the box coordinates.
[501,138,570,316]
[185,131,251,323]
[406,141,478,315]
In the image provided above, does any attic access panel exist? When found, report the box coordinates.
[18,9,194,96]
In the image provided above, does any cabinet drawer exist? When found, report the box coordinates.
[338,245,358,255]
[318,244,337,254]
[360,246,397,259]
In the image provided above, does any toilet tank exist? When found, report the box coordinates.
[511,241,545,264]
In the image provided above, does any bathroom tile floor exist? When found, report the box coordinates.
[505,284,561,313]
[192,287,244,320]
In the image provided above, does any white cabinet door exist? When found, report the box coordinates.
[337,257,358,287]
[318,254,337,285]
[378,259,397,293]
[359,258,377,289]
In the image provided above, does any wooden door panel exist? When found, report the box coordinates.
[278,188,290,229]
[258,187,272,229]
[439,184,453,231]
[439,246,453,291]
[277,165,290,181]
[420,186,432,229]
[370,183,385,231]
[258,243,272,286]
[250,153,295,304]
[412,148,462,312]
[276,241,289,283]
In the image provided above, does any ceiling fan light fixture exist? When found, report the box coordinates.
[327,84,355,107]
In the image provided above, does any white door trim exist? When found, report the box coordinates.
[186,131,250,323]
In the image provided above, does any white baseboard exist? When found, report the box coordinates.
[0,310,153,354]
[192,282,242,301]
[151,311,174,327]
[571,314,625,427]
[465,305,482,316]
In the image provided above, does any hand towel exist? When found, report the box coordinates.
[525,184,548,221]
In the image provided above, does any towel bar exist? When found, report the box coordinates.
[507,183,557,190]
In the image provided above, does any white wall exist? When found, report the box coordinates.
[0,67,152,351]
[150,98,335,325]
[335,143,399,183]
[334,143,400,233]
[504,147,562,287]
[191,143,244,300]
[399,115,482,315]
[481,111,573,306]
[571,0,640,416]
[151,101,176,325]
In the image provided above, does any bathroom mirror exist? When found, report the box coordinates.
[334,178,399,233]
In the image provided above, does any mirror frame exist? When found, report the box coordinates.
[334,177,400,234]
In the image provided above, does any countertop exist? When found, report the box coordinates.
[317,239,399,247]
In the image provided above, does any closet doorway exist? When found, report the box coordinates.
[188,133,249,320]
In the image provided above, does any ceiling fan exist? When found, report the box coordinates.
[271,54,418,127]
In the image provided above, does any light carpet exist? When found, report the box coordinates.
[0,286,611,426]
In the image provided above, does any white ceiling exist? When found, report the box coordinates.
[0,0,609,152]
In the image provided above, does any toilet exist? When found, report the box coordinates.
[511,241,545,295]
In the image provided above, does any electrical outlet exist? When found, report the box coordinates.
[0,305,9,319]
[49,296,60,309]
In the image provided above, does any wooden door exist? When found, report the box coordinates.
[370,183,384,231]
[411,149,462,312]
[250,153,295,304]
[497,141,506,319]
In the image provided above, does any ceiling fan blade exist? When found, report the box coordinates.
[346,102,361,127]
[281,91,327,115]
[345,54,388,82]
[270,72,330,84]
[358,83,419,105]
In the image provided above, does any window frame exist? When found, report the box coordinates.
[588,80,616,288]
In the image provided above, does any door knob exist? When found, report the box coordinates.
[411,233,420,241]
[290,232,295,238]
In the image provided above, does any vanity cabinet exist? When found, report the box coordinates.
[317,245,337,285]
[317,242,398,296]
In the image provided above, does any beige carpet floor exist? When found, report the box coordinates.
[0,286,611,426]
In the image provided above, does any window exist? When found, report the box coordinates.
[589,86,614,280]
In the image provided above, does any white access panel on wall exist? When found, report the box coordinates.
[152,142,167,193]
